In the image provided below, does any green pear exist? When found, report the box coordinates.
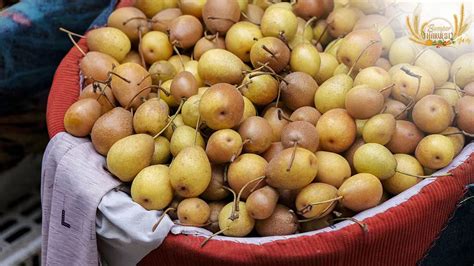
[106,134,155,182]
[362,113,396,145]
[169,146,211,197]
[353,143,397,180]
[314,73,353,113]
[131,165,173,210]
[170,125,205,157]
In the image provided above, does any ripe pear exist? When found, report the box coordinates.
[149,60,176,85]
[388,37,419,66]
[412,95,454,133]
[78,84,116,114]
[362,114,396,145]
[169,146,211,197]
[391,65,435,104]
[450,52,474,88]
[151,8,182,32]
[290,42,321,77]
[107,7,149,43]
[199,83,244,130]
[133,98,169,135]
[228,153,267,199]
[255,204,298,236]
[225,21,263,62]
[246,186,279,220]
[151,136,171,164]
[106,134,155,182]
[131,165,173,210]
[86,27,131,62]
[434,82,462,107]
[337,30,383,71]
[281,121,319,152]
[316,108,356,153]
[386,120,424,154]
[111,62,152,110]
[296,183,338,218]
[91,107,133,155]
[140,31,173,64]
[179,0,206,18]
[170,125,205,157]
[414,49,451,87]
[181,94,201,127]
[202,0,241,35]
[315,52,339,84]
[315,151,351,188]
[260,7,298,40]
[415,134,454,169]
[326,7,363,37]
[455,96,474,134]
[441,127,465,156]
[63,98,102,137]
[206,129,243,164]
[281,72,319,110]
[198,49,245,85]
[177,198,210,226]
[314,73,353,113]
[383,154,423,195]
[353,143,397,180]
[353,66,393,98]
[80,51,119,85]
[219,202,255,237]
[239,116,273,154]
[240,73,278,106]
[193,36,226,61]
[250,37,290,73]
[135,0,178,18]
[338,173,383,211]
[201,165,229,201]
[345,85,385,119]
[265,147,318,190]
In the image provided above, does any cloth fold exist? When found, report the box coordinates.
[41,133,172,266]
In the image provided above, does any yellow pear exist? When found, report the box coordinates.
[315,151,351,188]
[131,165,173,210]
[362,114,396,145]
[87,27,131,61]
[169,146,211,197]
[151,136,171,164]
[414,49,450,87]
[290,42,321,77]
[450,52,474,88]
[106,134,155,182]
[198,49,245,85]
[383,154,423,195]
[219,202,255,236]
[314,73,353,113]
[170,125,205,157]
[315,53,339,84]
[353,143,397,180]
[415,134,454,169]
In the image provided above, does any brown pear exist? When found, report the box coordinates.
[281,72,319,110]
[337,29,383,71]
[262,142,285,162]
[80,51,119,85]
[345,85,385,119]
[91,107,133,155]
[206,129,243,164]
[386,120,424,154]
[111,62,152,110]
[64,98,102,137]
[239,116,273,154]
[79,83,117,114]
[412,95,454,134]
[281,121,319,152]
[263,106,290,142]
[193,36,226,60]
[383,98,408,119]
[202,0,241,35]
[246,186,279,219]
[201,165,229,201]
[455,96,474,134]
[250,37,290,73]
[255,204,298,236]
[170,71,199,102]
[290,106,321,126]
[151,8,182,32]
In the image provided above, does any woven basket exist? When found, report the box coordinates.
[46,1,474,265]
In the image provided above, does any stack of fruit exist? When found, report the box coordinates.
[61,0,474,240]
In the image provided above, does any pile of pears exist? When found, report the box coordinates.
[63,0,474,240]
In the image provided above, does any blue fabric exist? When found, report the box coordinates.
[420,184,474,265]
[0,0,116,114]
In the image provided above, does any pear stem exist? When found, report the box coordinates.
[152,207,176,232]
[59,27,85,38]
[153,99,184,139]
[206,16,238,24]
[297,201,338,222]
[395,170,452,179]
[443,131,474,137]
[124,85,166,110]
[138,27,147,68]
[122,16,149,26]
[94,83,116,108]
[298,196,343,215]
[347,40,381,77]
[400,66,422,105]
[200,227,228,248]
[329,217,368,233]
[261,45,276,58]
[172,44,186,70]
[411,46,430,65]
[108,71,131,83]
[314,23,329,47]
[222,186,238,220]
[277,108,293,122]
[380,83,395,93]
[287,142,298,172]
